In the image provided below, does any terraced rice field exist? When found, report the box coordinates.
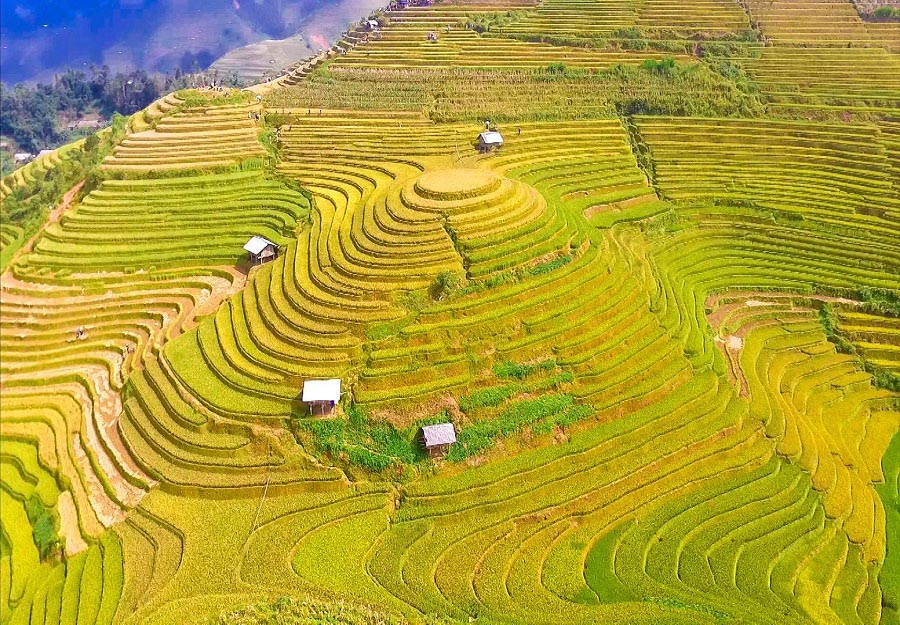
[1,141,87,205]
[334,5,687,70]
[26,171,308,271]
[839,310,900,373]
[0,225,24,259]
[745,0,894,46]
[743,46,900,112]
[1,0,898,624]
[103,103,266,172]
[503,0,749,37]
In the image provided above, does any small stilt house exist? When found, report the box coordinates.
[302,379,342,415]
[244,236,278,265]
[477,131,503,153]
[420,423,457,458]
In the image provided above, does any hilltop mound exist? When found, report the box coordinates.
[414,168,499,198]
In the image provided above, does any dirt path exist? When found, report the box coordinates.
[3,181,84,275]
[56,491,89,556]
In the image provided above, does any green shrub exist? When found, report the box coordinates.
[432,270,464,301]
[494,358,556,380]
[468,10,530,33]
[614,27,642,40]
[530,254,572,276]
[547,62,568,75]
[449,395,573,459]
[873,6,900,20]
[25,498,60,560]
[817,304,855,354]
[348,447,394,472]
[860,288,900,316]
[458,384,518,411]
[295,404,423,471]
[448,394,592,460]
[640,58,678,76]
[863,361,900,393]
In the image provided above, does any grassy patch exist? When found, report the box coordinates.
[448,394,593,461]
[293,404,425,473]
[494,358,557,380]
[584,524,638,604]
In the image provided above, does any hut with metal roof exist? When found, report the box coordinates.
[243,236,278,265]
[477,131,504,153]
[301,379,342,415]
[420,422,457,457]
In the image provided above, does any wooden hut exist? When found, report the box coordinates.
[243,236,278,265]
[420,423,456,457]
[478,131,504,152]
[302,379,342,415]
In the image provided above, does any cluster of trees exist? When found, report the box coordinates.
[1,66,240,153]
[2,116,127,251]
[872,6,900,20]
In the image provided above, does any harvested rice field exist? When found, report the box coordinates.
[1,0,898,624]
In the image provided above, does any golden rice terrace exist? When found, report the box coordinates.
[1,1,898,624]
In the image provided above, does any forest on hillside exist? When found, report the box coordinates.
[0,66,240,162]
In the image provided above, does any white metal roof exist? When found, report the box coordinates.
[243,235,276,255]
[422,422,456,447]
[302,379,342,403]
[479,131,504,144]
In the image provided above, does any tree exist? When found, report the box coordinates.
[872,6,900,21]
[25,498,60,560]
[432,270,464,300]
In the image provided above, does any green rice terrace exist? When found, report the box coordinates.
[1,0,899,624]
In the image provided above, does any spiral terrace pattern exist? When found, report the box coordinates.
[1,1,899,624]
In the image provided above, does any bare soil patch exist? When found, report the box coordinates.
[56,491,89,556]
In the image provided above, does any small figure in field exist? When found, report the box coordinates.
[517,127,522,136]
[319,109,323,116]
[308,109,311,115]
[75,326,86,340]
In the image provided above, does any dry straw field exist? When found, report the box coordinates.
[1,1,898,624]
